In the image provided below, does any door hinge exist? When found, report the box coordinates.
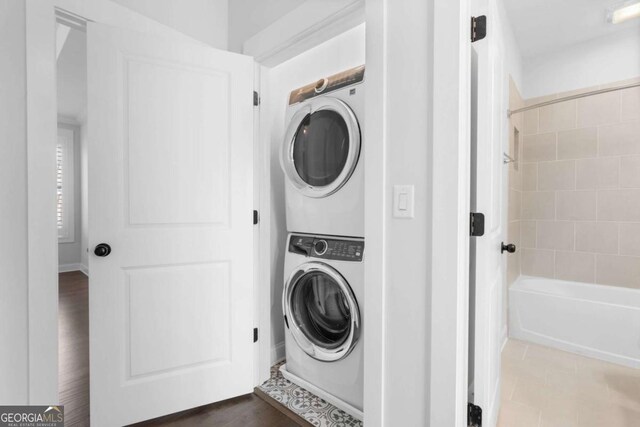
[253,210,259,225]
[253,327,258,343]
[470,212,485,237]
[471,16,487,42]
[468,402,482,427]
[253,91,260,106]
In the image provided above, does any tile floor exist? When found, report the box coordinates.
[498,339,640,427]
[258,362,362,427]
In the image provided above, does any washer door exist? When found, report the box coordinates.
[283,262,360,361]
[282,97,361,198]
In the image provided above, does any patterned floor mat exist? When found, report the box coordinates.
[258,362,363,427]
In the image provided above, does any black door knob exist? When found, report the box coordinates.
[501,242,516,254]
[94,243,112,257]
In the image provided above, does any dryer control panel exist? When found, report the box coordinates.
[289,234,364,262]
[288,65,365,105]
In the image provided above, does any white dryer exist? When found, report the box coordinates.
[281,65,364,238]
[280,233,364,420]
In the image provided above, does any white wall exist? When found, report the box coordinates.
[264,24,366,363]
[0,0,29,404]
[497,0,523,91]
[56,29,86,119]
[523,28,640,99]
[57,124,83,269]
[228,0,300,53]
[382,0,434,419]
[110,0,228,49]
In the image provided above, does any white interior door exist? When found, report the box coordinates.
[470,8,505,427]
[87,23,255,426]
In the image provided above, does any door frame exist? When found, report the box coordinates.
[24,0,271,404]
[248,0,472,425]
[429,0,472,425]
[363,0,472,425]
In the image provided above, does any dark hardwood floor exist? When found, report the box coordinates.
[59,271,90,427]
[132,393,301,427]
[58,272,300,427]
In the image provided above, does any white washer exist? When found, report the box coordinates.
[281,65,365,238]
[281,233,364,419]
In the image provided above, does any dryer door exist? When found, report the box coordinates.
[282,97,361,198]
[283,262,360,361]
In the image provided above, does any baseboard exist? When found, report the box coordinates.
[271,341,285,365]
[500,325,508,352]
[79,264,89,276]
[509,328,640,369]
[59,263,83,273]
[59,263,89,276]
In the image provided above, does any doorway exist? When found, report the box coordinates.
[47,6,259,423]
[56,21,89,425]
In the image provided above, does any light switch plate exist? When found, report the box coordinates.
[393,185,415,218]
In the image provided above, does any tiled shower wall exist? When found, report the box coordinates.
[517,77,640,288]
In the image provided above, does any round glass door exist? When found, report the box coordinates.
[282,97,361,198]
[283,262,360,361]
[292,110,349,187]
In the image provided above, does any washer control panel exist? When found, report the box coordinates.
[289,234,364,262]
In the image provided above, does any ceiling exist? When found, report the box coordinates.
[228,0,303,52]
[57,27,86,120]
[504,0,640,59]
[111,0,228,49]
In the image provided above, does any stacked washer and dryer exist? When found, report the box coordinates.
[280,65,365,420]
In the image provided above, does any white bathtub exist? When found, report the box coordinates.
[509,275,640,368]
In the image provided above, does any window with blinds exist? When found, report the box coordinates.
[57,143,64,229]
[57,127,75,242]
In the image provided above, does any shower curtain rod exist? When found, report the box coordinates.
[507,81,640,117]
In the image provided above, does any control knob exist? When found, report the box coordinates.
[314,240,328,255]
[314,78,329,93]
